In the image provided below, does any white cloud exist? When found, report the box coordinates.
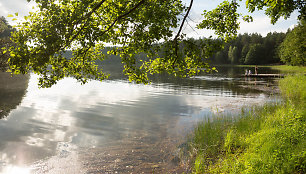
[0,0,36,25]
[239,16,272,35]
[0,2,9,16]
[239,14,298,36]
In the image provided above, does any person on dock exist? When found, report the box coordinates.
[248,69,252,75]
[245,69,249,76]
[255,66,258,75]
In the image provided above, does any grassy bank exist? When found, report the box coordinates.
[269,65,306,74]
[187,74,305,173]
[234,65,306,74]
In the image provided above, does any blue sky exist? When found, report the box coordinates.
[0,0,299,38]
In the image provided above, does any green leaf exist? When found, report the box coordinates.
[15,12,18,16]
[7,14,14,17]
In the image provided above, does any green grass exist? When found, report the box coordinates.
[270,65,306,74]
[187,75,306,174]
[279,75,306,106]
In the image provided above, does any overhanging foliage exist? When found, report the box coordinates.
[4,0,305,87]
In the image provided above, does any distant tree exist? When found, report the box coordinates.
[240,44,249,64]
[228,46,233,64]
[245,43,264,65]
[278,20,305,66]
[262,32,286,64]
[232,35,243,60]
[250,33,263,44]
[0,17,13,37]
[0,17,14,70]
[228,45,238,64]
[240,33,251,46]
[214,51,227,64]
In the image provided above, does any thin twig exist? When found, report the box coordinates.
[187,16,197,23]
[186,20,199,35]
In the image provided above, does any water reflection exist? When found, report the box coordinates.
[0,66,280,173]
[1,165,31,174]
[0,72,29,118]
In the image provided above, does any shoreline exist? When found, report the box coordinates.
[184,74,305,173]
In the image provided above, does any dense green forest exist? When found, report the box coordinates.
[209,32,286,65]
[209,19,305,66]
[279,20,306,66]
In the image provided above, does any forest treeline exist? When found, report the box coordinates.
[208,19,305,66]
[0,16,305,70]
[209,32,286,65]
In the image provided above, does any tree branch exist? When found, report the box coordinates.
[98,0,145,38]
[172,0,194,67]
[174,0,193,41]
[94,11,106,23]
[65,0,107,48]
[64,0,145,51]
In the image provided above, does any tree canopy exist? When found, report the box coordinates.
[279,20,305,66]
[246,0,305,24]
[5,0,306,87]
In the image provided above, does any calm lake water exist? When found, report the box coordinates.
[0,66,281,173]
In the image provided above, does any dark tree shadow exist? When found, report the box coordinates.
[0,71,29,119]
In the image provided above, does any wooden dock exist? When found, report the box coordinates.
[245,74,285,78]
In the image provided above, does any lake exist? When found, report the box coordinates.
[0,66,281,173]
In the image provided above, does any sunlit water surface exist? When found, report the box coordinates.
[0,66,280,173]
